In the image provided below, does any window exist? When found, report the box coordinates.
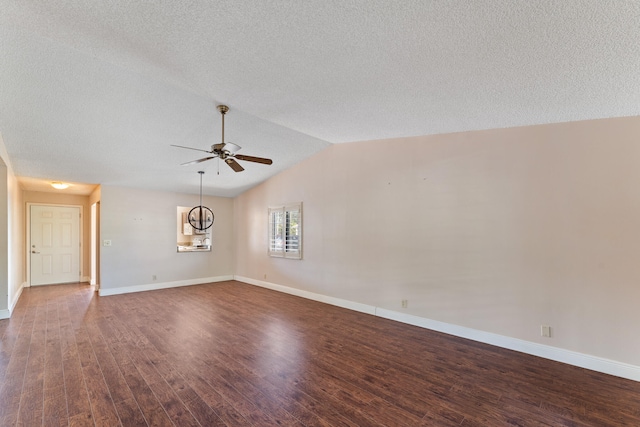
[269,203,302,259]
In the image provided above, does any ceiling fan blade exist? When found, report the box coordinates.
[225,158,244,172]
[181,156,217,166]
[171,144,212,153]
[235,154,273,165]
[222,142,241,153]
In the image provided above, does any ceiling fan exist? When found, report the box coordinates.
[171,105,273,172]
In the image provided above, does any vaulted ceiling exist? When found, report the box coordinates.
[1,1,639,197]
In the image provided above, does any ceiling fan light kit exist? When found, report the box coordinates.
[171,105,273,172]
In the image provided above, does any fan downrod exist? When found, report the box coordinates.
[171,104,273,170]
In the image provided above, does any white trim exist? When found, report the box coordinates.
[0,309,9,320]
[8,282,25,314]
[81,276,91,283]
[26,203,84,286]
[375,308,640,383]
[268,203,302,259]
[235,275,375,315]
[235,276,640,383]
[98,275,234,296]
[90,202,97,286]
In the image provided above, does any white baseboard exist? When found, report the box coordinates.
[375,308,640,382]
[236,275,376,315]
[9,282,25,314]
[235,275,640,383]
[1,282,27,319]
[81,276,91,283]
[98,275,234,297]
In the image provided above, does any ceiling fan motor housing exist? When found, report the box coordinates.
[172,105,273,171]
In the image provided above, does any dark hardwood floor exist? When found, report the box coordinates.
[0,281,638,426]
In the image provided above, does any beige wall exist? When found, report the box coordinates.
[23,191,91,280]
[234,116,640,367]
[0,134,25,314]
[99,186,234,291]
[0,159,8,312]
[89,185,101,205]
[7,166,24,309]
[89,186,101,286]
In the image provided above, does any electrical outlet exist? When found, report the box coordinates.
[541,325,551,338]
[152,275,157,281]
[263,273,267,279]
[401,299,408,308]
[103,240,112,247]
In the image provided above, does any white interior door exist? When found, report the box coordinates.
[30,205,81,286]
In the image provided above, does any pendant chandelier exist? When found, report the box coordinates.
[188,171,214,231]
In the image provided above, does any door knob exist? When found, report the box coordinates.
[31,250,40,254]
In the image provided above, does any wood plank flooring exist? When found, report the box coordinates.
[0,281,639,426]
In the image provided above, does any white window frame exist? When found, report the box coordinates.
[268,203,302,259]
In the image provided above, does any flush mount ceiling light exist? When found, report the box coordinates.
[51,182,69,190]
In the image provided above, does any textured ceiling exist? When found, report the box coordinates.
[1,1,639,197]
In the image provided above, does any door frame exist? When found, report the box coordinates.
[90,201,100,289]
[26,202,84,287]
